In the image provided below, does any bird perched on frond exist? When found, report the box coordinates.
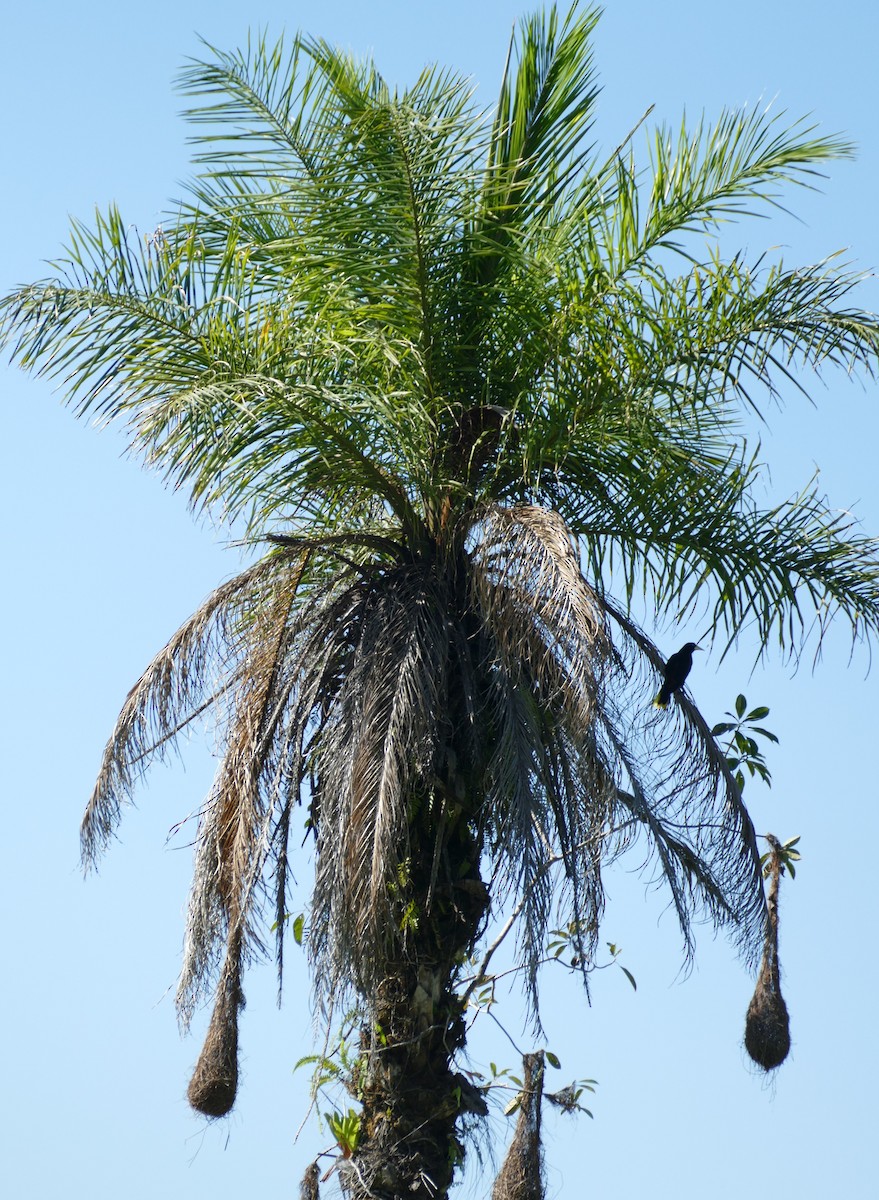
[654,642,701,708]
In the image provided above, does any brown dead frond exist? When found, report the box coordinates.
[78,542,319,1028]
[81,546,309,869]
[469,504,617,1001]
[471,505,610,731]
[177,568,303,1022]
[597,598,766,969]
[464,504,765,995]
[307,563,452,1000]
[79,490,767,1083]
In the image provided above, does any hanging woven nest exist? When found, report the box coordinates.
[299,1161,320,1200]
[744,835,791,1071]
[187,967,245,1117]
[492,1052,546,1200]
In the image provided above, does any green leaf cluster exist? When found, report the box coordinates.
[712,695,778,791]
[760,835,802,879]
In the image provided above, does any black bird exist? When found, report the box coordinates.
[654,642,701,708]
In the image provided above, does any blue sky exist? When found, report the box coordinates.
[2,2,878,1197]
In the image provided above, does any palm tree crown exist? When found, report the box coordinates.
[4,6,879,1195]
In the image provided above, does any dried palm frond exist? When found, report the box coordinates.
[469,504,616,997]
[177,569,302,1021]
[81,546,309,868]
[597,598,766,968]
[471,505,610,729]
[306,563,453,999]
[174,549,398,1018]
[77,542,323,1029]
[79,493,766,1041]
[467,503,765,1000]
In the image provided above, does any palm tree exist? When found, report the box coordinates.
[4,6,879,1196]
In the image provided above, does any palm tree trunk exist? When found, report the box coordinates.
[346,800,489,1199]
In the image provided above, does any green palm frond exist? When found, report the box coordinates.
[483,4,601,229]
[550,423,879,657]
[645,252,879,413]
[178,32,333,185]
[583,106,854,278]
